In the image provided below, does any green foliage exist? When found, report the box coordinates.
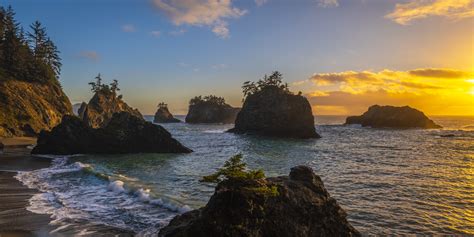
[158,102,168,109]
[242,71,291,101]
[0,5,62,83]
[89,73,120,95]
[189,95,226,106]
[244,185,279,197]
[201,154,265,182]
[201,154,279,197]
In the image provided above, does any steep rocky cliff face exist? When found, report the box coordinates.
[0,79,72,137]
[185,101,239,124]
[228,86,320,138]
[154,106,181,123]
[345,105,442,129]
[159,166,359,237]
[32,112,192,155]
[78,90,142,128]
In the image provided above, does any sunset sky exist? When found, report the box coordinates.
[6,0,474,115]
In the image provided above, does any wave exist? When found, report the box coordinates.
[14,156,192,234]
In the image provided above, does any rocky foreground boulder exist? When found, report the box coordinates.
[154,104,181,123]
[345,105,441,129]
[32,112,192,155]
[159,165,359,237]
[0,79,72,137]
[228,86,320,138]
[185,96,239,124]
[78,89,142,128]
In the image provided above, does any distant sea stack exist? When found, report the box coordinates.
[32,112,192,155]
[185,95,240,124]
[78,74,142,128]
[228,71,320,138]
[154,102,181,123]
[159,164,359,237]
[345,105,442,129]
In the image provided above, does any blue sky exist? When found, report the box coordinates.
[3,0,473,115]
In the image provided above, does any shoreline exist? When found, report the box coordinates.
[0,144,53,236]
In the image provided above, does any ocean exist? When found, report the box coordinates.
[15,115,474,235]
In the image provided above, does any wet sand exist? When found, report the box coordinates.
[0,145,135,236]
[0,138,52,236]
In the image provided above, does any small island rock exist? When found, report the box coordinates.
[185,95,240,124]
[154,103,181,123]
[345,105,441,129]
[32,112,192,155]
[228,72,320,138]
[79,89,142,128]
[159,165,359,237]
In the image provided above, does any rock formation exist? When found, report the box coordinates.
[159,165,360,237]
[32,112,192,155]
[185,95,240,124]
[0,79,72,137]
[345,105,442,129]
[154,103,181,123]
[228,79,320,138]
[78,89,142,128]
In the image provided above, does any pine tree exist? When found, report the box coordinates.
[27,20,47,59]
[2,6,22,75]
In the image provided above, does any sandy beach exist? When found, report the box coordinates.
[0,139,52,237]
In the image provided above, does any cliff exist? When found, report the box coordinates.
[345,105,442,129]
[78,90,142,128]
[154,106,181,123]
[228,86,320,138]
[159,165,359,237]
[185,96,239,124]
[32,112,192,155]
[0,79,72,137]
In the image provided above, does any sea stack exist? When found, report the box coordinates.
[345,105,442,129]
[32,112,192,155]
[154,102,181,123]
[78,75,142,128]
[185,95,240,124]
[159,165,359,237]
[228,71,320,138]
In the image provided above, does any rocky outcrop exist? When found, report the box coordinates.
[78,90,142,128]
[228,86,320,138]
[154,106,181,123]
[159,165,359,237]
[185,97,239,124]
[345,105,442,129]
[0,79,72,137]
[32,112,192,155]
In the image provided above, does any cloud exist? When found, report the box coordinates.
[211,63,228,69]
[122,24,136,32]
[150,30,162,38]
[304,68,474,115]
[169,29,186,36]
[255,0,268,6]
[78,51,99,61]
[308,68,473,94]
[153,0,247,38]
[318,0,339,8]
[386,0,474,25]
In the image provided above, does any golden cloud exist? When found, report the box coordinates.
[305,68,474,115]
[386,0,474,25]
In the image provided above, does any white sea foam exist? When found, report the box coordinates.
[108,180,125,193]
